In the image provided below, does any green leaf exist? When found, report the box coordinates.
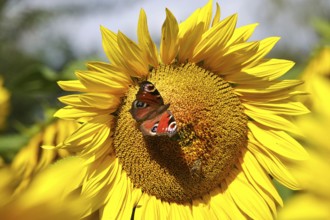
[312,17,330,44]
[0,134,29,162]
[273,178,295,202]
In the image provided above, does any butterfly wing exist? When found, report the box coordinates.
[130,101,169,122]
[130,81,165,122]
[140,110,177,137]
[156,110,177,137]
[136,81,164,106]
[130,81,177,137]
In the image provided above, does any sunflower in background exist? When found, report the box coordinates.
[0,119,85,220]
[9,119,79,196]
[299,47,330,111]
[0,76,10,131]
[278,47,330,220]
[54,1,308,219]
[0,156,87,220]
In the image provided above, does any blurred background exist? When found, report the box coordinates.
[0,0,329,208]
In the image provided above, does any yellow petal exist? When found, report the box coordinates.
[244,37,280,66]
[192,14,237,63]
[213,38,280,73]
[278,193,330,220]
[143,196,161,220]
[82,156,116,198]
[87,61,132,85]
[135,194,171,220]
[131,187,143,207]
[79,93,121,110]
[239,89,307,102]
[26,156,85,202]
[241,150,283,209]
[81,156,118,217]
[178,0,213,63]
[210,41,259,72]
[160,9,179,64]
[115,178,133,220]
[55,119,79,143]
[226,172,273,220]
[194,0,213,29]
[244,58,295,80]
[59,93,118,117]
[75,70,129,95]
[245,109,303,136]
[248,140,301,190]
[212,183,246,219]
[133,194,146,220]
[58,80,87,92]
[117,31,149,77]
[54,106,100,120]
[137,9,159,67]
[236,79,303,94]
[224,70,261,84]
[169,202,194,220]
[226,23,258,46]
[160,201,170,220]
[100,170,132,220]
[85,143,114,166]
[100,28,136,77]
[178,24,204,63]
[211,3,221,27]
[192,198,215,220]
[224,58,294,83]
[179,0,212,37]
[58,95,85,108]
[35,124,57,167]
[305,74,330,116]
[209,188,233,219]
[244,101,310,115]
[100,26,125,67]
[248,122,308,161]
[62,115,113,151]
[81,125,112,161]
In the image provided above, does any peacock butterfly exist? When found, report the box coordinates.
[129,81,177,137]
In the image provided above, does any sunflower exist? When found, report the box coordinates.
[10,119,79,196]
[55,1,308,219]
[278,47,330,220]
[0,157,87,220]
[299,47,330,111]
[0,76,10,130]
[0,119,83,219]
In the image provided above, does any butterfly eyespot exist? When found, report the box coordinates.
[134,100,147,108]
[144,83,156,92]
[132,81,176,137]
[168,121,177,133]
[150,123,159,135]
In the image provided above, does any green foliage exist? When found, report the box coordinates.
[312,17,330,52]
[273,179,295,202]
[0,59,90,162]
[0,1,96,162]
[0,134,29,162]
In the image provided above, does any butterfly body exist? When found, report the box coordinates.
[130,81,177,137]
